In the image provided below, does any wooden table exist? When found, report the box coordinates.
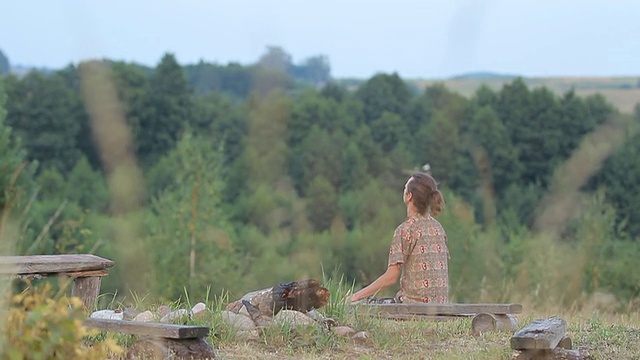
[0,254,115,309]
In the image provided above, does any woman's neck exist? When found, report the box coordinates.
[407,204,421,218]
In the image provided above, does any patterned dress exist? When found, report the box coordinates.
[388,214,449,303]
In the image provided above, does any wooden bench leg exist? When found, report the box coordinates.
[71,276,101,310]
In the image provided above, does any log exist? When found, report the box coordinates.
[471,312,518,335]
[511,317,567,350]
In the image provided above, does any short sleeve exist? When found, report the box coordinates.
[388,222,413,266]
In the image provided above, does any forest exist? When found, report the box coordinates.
[1,46,639,310]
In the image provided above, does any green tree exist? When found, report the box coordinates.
[590,128,640,239]
[137,53,192,166]
[341,141,369,193]
[65,156,109,211]
[4,72,83,173]
[355,73,411,124]
[192,92,249,165]
[144,132,239,299]
[109,61,151,166]
[0,49,10,75]
[306,176,338,232]
[467,105,522,197]
[407,83,468,166]
[0,78,31,213]
[370,111,409,153]
[291,126,346,194]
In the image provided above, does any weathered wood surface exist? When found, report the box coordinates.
[85,318,210,339]
[127,337,217,360]
[71,276,103,310]
[371,313,474,321]
[512,348,590,360]
[511,317,567,350]
[0,254,115,275]
[356,303,523,316]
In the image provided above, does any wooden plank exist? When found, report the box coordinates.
[355,303,523,315]
[0,254,115,275]
[373,313,473,321]
[85,318,210,339]
[510,317,567,350]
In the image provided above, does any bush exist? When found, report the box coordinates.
[0,281,122,359]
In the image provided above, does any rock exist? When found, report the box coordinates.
[237,329,261,340]
[273,310,316,328]
[321,317,338,330]
[306,309,325,321]
[352,331,369,343]
[331,326,356,337]
[90,309,124,320]
[157,305,171,317]
[191,302,207,319]
[238,305,250,318]
[219,310,256,331]
[226,300,243,313]
[133,310,155,322]
[123,307,141,320]
[160,309,190,323]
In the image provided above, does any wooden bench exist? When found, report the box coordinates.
[0,254,114,310]
[355,302,522,333]
[511,317,589,360]
[85,318,216,359]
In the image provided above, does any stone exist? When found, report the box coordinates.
[192,302,208,319]
[157,305,171,317]
[273,310,316,328]
[352,331,369,343]
[237,329,261,340]
[133,310,155,322]
[306,309,325,321]
[219,310,256,331]
[332,326,356,337]
[160,309,190,323]
[123,307,142,320]
[90,309,124,320]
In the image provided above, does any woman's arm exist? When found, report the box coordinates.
[349,264,401,302]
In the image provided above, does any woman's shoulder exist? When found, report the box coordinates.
[421,215,446,234]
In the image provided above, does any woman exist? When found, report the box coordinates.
[349,172,449,303]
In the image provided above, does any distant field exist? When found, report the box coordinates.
[409,76,640,114]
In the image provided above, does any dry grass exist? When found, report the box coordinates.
[410,76,640,114]
[212,310,640,359]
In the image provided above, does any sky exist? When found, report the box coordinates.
[1,0,639,79]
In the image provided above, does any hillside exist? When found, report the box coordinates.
[408,75,640,114]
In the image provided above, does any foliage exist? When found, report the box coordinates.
[0,281,122,359]
[0,49,9,75]
[3,53,640,310]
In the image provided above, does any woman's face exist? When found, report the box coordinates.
[403,177,413,204]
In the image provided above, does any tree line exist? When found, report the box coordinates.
[1,50,639,308]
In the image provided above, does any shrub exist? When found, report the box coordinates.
[0,281,122,359]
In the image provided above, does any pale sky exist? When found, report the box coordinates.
[1,0,639,79]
